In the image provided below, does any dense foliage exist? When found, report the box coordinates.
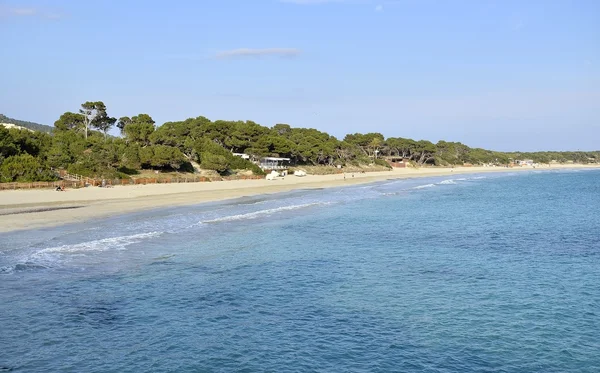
[0,101,598,182]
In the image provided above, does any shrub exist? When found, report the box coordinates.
[374,158,392,169]
[140,145,187,170]
[0,154,56,182]
[200,153,229,173]
[228,156,264,175]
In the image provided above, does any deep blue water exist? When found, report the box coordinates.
[1,169,599,372]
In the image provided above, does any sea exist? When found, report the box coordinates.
[1,169,599,372]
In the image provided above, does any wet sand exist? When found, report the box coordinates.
[0,165,597,232]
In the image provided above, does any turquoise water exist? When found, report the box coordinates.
[1,169,599,372]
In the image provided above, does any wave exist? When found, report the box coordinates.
[1,259,52,275]
[201,202,330,223]
[2,232,162,274]
[230,198,270,207]
[412,184,436,189]
[36,232,162,255]
[438,179,457,185]
[0,265,18,274]
[1,232,163,274]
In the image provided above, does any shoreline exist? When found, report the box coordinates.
[1,165,598,233]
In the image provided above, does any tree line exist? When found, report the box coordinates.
[1,101,598,182]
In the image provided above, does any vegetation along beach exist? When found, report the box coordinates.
[1,106,599,231]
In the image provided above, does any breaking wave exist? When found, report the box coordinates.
[201,202,330,223]
[36,232,162,255]
[413,184,436,189]
[1,232,163,274]
[439,179,457,185]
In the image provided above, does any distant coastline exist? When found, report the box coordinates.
[1,164,598,233]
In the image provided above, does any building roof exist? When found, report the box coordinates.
[261,157,290,161]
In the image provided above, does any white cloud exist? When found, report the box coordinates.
[215,48,302,59]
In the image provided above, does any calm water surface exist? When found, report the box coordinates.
[1,169,599,372]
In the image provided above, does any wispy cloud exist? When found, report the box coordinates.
[0,6,63,19]
[215,48,302,59]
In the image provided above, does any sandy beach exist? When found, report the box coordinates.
[0,164,597,232]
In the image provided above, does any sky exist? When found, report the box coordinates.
[0,0,598,151]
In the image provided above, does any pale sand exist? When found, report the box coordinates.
[0,164,597,232]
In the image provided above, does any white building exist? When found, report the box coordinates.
[259,157,290,170]
[232,153,250,160]
[515,159,534,166]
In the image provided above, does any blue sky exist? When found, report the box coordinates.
[1,0,598,151]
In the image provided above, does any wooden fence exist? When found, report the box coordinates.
[0,174,266,191]
[0,181,82,190]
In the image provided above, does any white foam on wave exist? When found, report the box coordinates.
[439,179,457,185]
[35,231,162,255]
[2,232,163,273]
[413,184,436,189]
[201,202,330,223]
[472,176,487,179]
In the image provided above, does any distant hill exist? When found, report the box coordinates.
[0,122,34,132]
[0,114,54,133]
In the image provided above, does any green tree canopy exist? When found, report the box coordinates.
[123,114,156,146]
[79,101,108,139]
